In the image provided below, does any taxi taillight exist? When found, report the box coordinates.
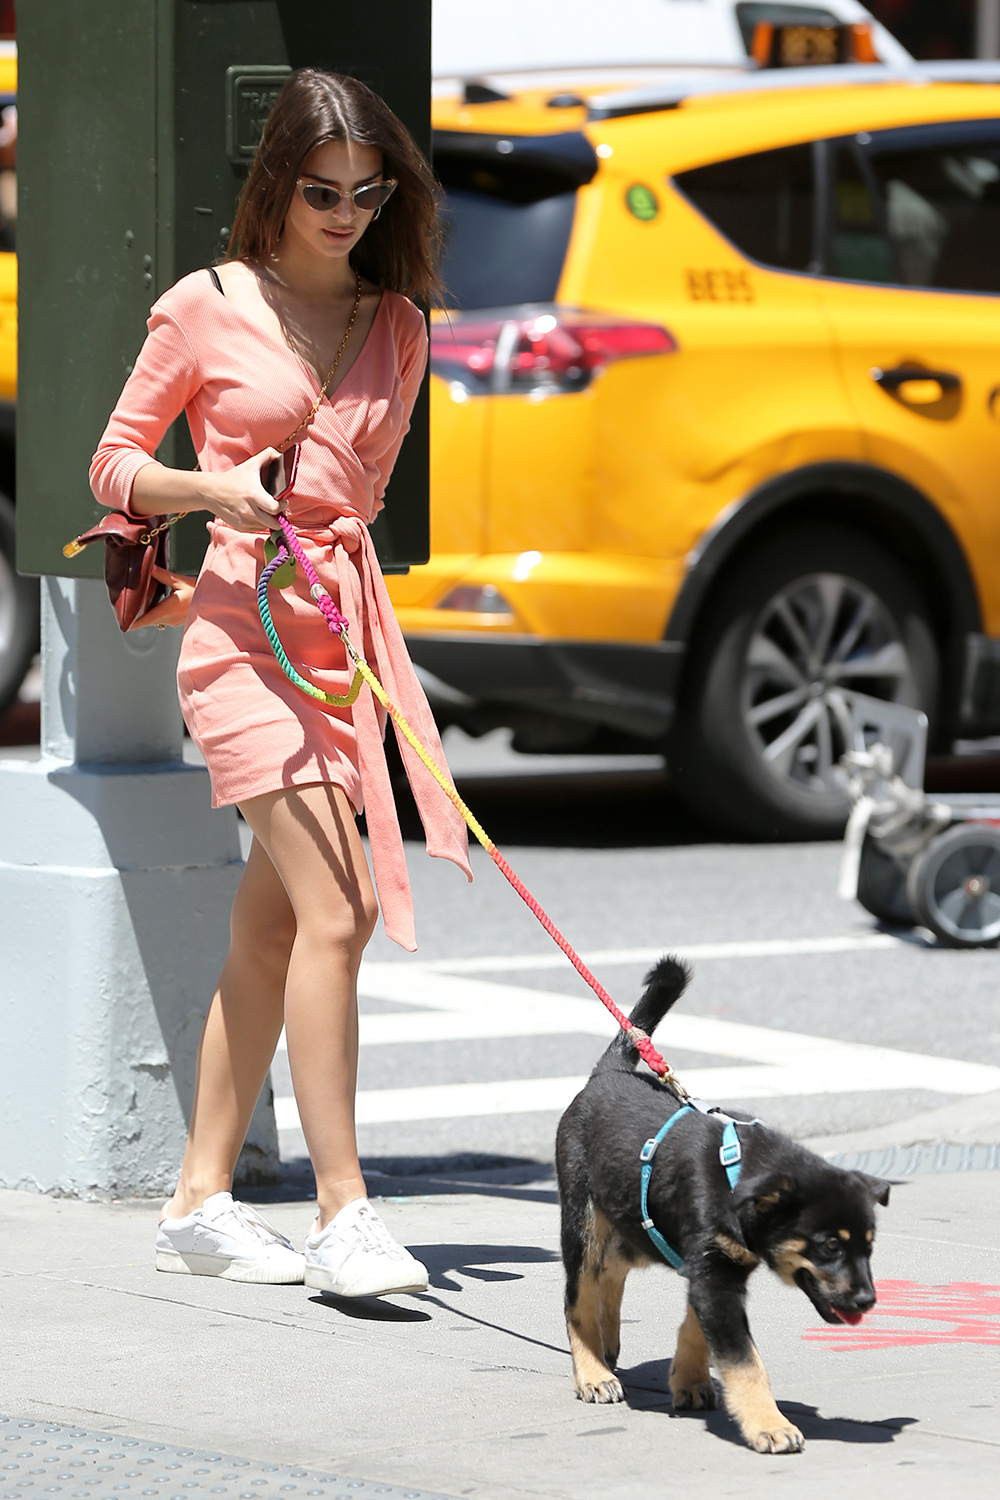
[431,312,676,396]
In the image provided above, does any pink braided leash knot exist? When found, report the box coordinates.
[276,515,351,634]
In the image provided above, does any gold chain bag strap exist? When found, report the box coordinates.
[63,271,362,632]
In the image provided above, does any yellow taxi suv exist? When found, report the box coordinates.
[387,45,1000,839]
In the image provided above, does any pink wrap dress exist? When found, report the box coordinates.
[90,268,471,951]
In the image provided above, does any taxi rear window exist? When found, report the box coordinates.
[435,136,586,310]
[673,144,815,273]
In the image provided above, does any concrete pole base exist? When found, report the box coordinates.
[0,757,280,1196]
[0,579,280,1198]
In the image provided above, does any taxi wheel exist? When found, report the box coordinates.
[669,523,938,840]
[0,493,40,718]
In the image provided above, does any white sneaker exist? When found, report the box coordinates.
[303,1198,429,1297]
[155,1192,305,1283]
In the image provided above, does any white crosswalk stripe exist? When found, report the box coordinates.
[271,934,1000,1133]
[367,932,906,976]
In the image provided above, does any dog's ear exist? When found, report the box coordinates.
[855,1171,891,1207]
[733,1172,796,1214]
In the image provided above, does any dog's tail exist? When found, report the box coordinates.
[593,956,692,1074]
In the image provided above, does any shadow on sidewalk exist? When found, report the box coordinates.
[306,1293,432,1323]
[414,1239,560,1292]
[245,1153,558,1206]
[305,1243,565,1356]
[620,1357,917,1446]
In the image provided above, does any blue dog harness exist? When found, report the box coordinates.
[639,1100,757,1272]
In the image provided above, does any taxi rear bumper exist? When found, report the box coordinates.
[405,632,685,742]
[406,629,1000,751]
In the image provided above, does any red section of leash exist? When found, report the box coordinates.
[486,847,673,1081]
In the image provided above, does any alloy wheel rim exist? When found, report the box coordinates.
[741,572,912,794]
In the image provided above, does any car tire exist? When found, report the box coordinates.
[668,522,939,840]
[0,492,41,719]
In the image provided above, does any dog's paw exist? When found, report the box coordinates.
[747,1421,805,1454]
[670,1377,718,1411]
[576,1376,625,1404]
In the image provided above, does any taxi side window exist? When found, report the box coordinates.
[673,144,815,273]
[829,125,1000,294]
[831,146,893,283]
[869,138,1000,294]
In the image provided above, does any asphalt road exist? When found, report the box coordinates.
[270,728,1000,1178]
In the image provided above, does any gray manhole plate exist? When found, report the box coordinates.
[0,1420,458,1500]
[824,1141,1000,1175]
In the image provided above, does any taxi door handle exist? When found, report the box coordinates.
[870,364,961,403]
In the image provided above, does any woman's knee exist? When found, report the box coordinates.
[230,889,297,970]
[299,889,378,961]
[357,887,379,949]
[243,783,378,959]
[336,886,380,954]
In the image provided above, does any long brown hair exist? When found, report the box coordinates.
[228,69,441,303]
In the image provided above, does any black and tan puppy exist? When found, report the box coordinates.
[555,957,889,1454]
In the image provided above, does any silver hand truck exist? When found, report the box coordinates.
[838,692,1000,948]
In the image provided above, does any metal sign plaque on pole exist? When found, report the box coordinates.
[17,0,430,581]
[1,0,432,1197]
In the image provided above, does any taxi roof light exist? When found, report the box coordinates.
[749,19,879,70]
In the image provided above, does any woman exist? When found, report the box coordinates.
[90,70,471,1297]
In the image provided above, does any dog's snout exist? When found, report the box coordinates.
[849,1262,877,1312]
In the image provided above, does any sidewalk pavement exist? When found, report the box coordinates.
[3,1096,999,1500]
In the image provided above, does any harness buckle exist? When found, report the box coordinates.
[719,1139,742,1169]
[640,1138,658,1163]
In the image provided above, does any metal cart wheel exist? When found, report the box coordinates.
[857,835,916,928]
[906,823,1000,948]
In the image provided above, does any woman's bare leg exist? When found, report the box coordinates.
[237,782,379,1228]
[165,835,295,1218]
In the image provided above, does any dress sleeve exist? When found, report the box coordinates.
[89,304,202,513]
[370,310,428,513]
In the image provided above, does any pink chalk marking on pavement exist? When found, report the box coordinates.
[803,1280,1000,1350]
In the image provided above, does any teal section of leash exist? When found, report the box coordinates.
[256,543,362,707]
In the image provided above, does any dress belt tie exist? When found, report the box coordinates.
[292,515,472,951]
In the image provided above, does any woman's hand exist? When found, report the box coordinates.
[129,567,197,631]
[204,447,287,533]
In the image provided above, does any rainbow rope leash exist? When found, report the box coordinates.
[258,514,682,1092]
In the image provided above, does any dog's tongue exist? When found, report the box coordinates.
[832,1309,864,1325]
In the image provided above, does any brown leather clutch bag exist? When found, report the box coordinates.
[63,510,174,632]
